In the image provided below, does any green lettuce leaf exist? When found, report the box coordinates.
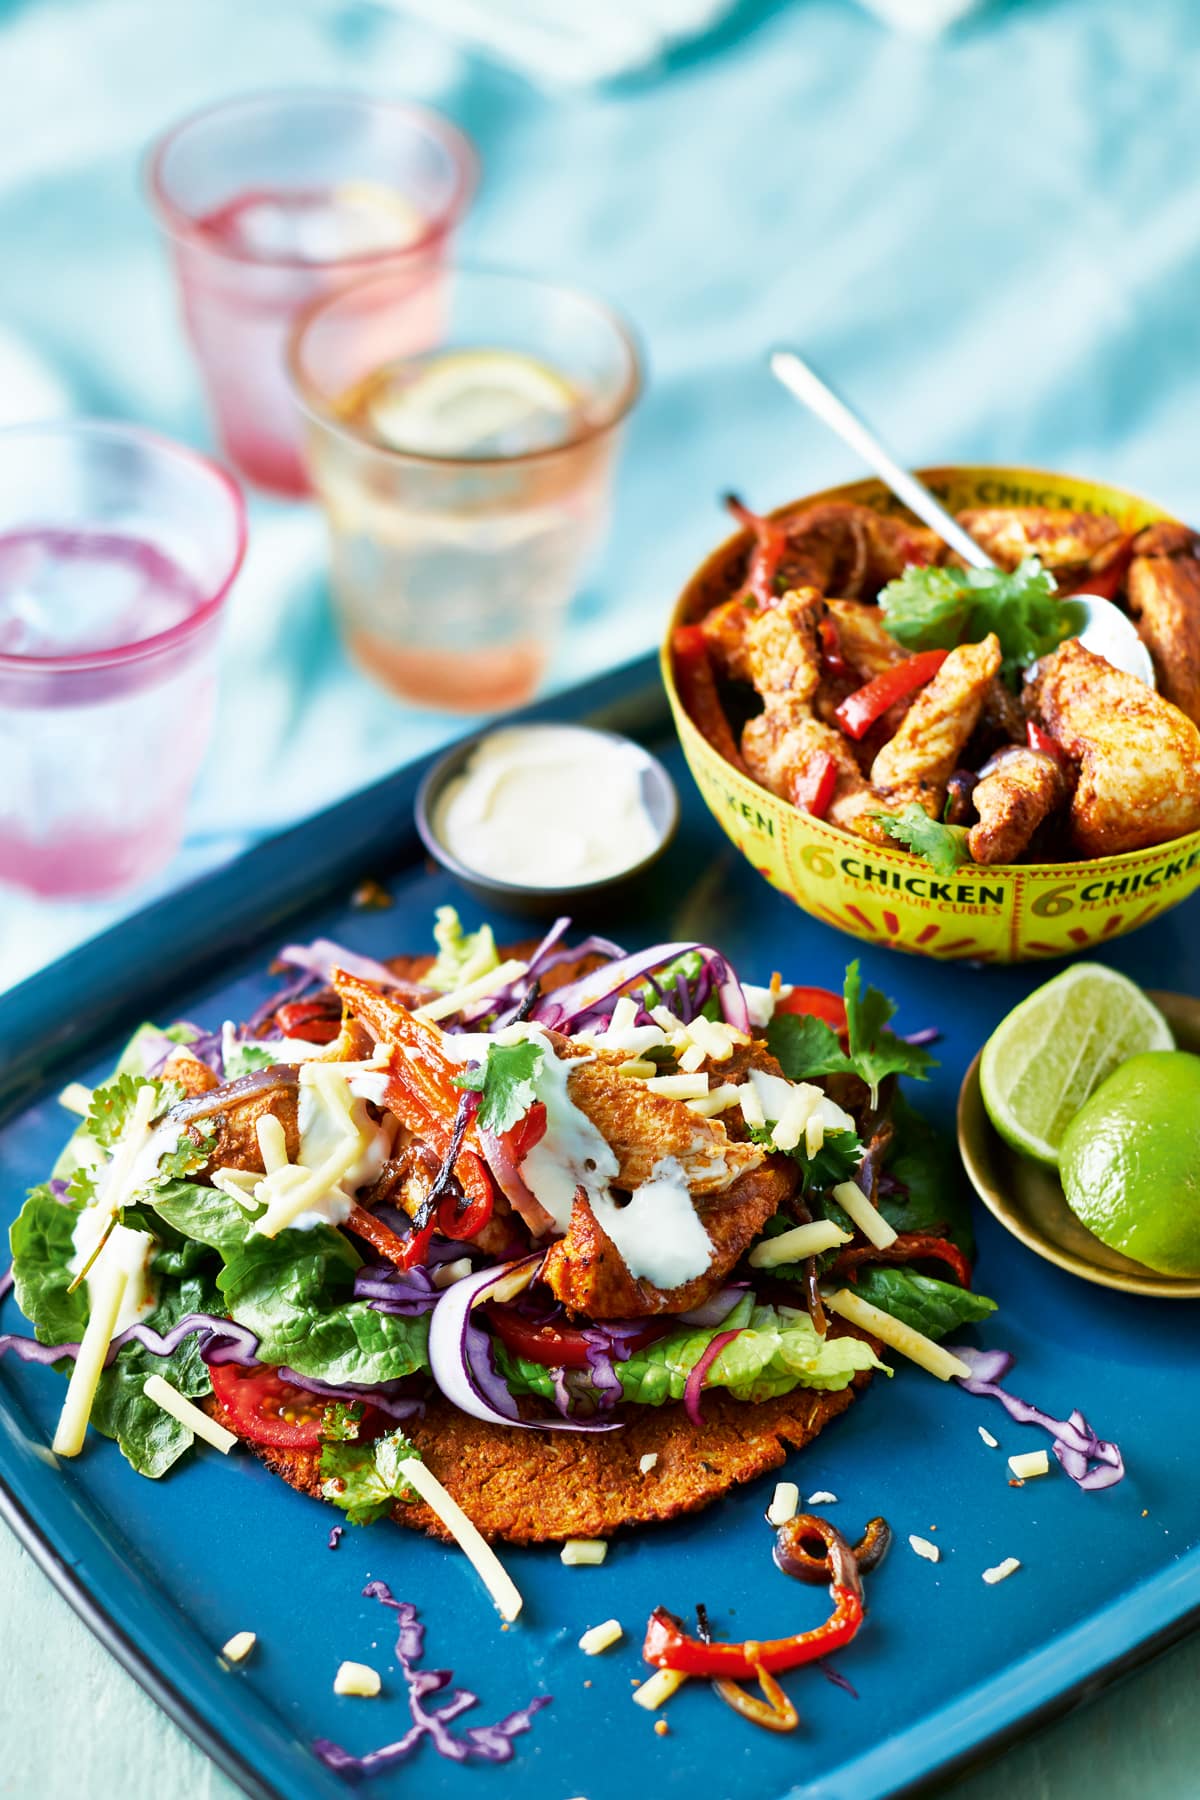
[9,1183,88,1347]
[149,1181,429,1388]
[320,1428,421,1525]
[845,1266,997,1340]
[426,906,499,994]
[88,1272,222,1478]
[497,1296,882,1410]
[765,1011,854,1083]
[877,1092,975,1253]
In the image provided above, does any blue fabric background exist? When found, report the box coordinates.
[1,2,1199,1792]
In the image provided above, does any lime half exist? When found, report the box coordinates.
[979,964,1174,1167]
[365,350,580,459]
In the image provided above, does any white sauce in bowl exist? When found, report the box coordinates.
[434,725,662,889]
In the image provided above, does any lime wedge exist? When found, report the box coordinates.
[979,964,1174,1167]
[365,350,580,459]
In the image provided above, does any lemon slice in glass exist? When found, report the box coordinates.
[364,350,581,459]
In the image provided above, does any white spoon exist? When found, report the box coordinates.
[769,348,1156,687]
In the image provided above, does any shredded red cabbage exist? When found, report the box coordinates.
[951,1345,1125,1491]
[683,1327,742,1427]
[312,1582,549,1778]
[271,1367,425,1422]
[48,1178,71,1201]
[353,1263,440,1317]
[328,1526,343,1550]
[0,1311,258,1371]
[0,1264,12,1306]
[819,1658,859,1699]
[532,941,751,1035]
[902,1027,941,1048]
[277,938,407,990]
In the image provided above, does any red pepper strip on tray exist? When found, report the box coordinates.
[834,649,949,741]
[791,750,838,820]
[672,624,747,772]
[1060,535,1135,603]
[724,493,791,609]
[712,1664,800,1734]
[832,1231,972,1291]
[818,615,850,679]
[643,1516,864,1680]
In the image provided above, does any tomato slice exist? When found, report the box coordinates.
[208,1362,382,1448]
[486,1304,665,1371]
[774,985,848,1032]
[273,999,342,1044]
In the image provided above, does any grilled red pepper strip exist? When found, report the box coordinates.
[672,623,747,772]
[725,494,790,609]
[344,1203,411,1269]
[273,998,342,1044]
[832,1231,972,1290]
[834,649,949,741]
[1061,535,1135,603]
[643,1517,863,1679]
[791,750,838,820]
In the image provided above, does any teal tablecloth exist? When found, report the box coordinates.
[2,0,1199,1792]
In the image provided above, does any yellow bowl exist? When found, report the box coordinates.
[662,465,1200,963]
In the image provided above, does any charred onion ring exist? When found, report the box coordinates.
[774,1513,892,1584]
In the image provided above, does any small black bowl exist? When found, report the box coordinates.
[415,722,680,918]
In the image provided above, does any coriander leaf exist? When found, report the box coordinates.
[846,1266,997,1340]
[427,906,500,995]
[454,1039,544,1134]
[747,1124,863,1192]
[322,1401,366,1442]
[86,1072,179,1151]
[766,1011,854,1082]
[879,556,1071,686]
[152,1122,216,1185]
[222,1042,278,1081]
[844,961,934,1106]
[321,1428,421,1525]
[870,804,971,874]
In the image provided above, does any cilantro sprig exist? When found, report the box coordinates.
[320,1428,422,1525]
[454,1040,544,1134]
[879,555,1071,686]
[766,961,934,1107]
[869,803,971,874]
[85,1072,180,1151]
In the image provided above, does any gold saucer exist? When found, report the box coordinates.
[957,990,1200,1299]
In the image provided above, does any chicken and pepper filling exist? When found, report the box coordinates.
[675,498,1200,864]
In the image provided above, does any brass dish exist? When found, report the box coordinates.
[957,989,1200,1299]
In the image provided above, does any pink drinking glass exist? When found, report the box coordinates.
[146,91,477,498]
[0,420,247,900]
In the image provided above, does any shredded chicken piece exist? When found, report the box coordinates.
[870,634,1002,801]
[956,507,1123,572]
[743,588,825,703]
[1027,638,1200,855]
[1127,523,1200,726]
[968,746,1068,864]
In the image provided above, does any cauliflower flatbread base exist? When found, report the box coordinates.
[206,1372,869,1545]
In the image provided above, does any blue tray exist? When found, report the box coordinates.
[2,656,1198,1800]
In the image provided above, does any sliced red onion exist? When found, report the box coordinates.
[477,1124,556,1238]
[277,937,409,990]
[534,942,751,1035]
[273,1366,424,1422]
[951,1345,1125,1491]
[313,1583,550,1775]
[678,1284,749,1328]
[165,1064,298,1127]
[427,1255,620,1433]
[0,1264,12,1305]
[683,1327,742,1427]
